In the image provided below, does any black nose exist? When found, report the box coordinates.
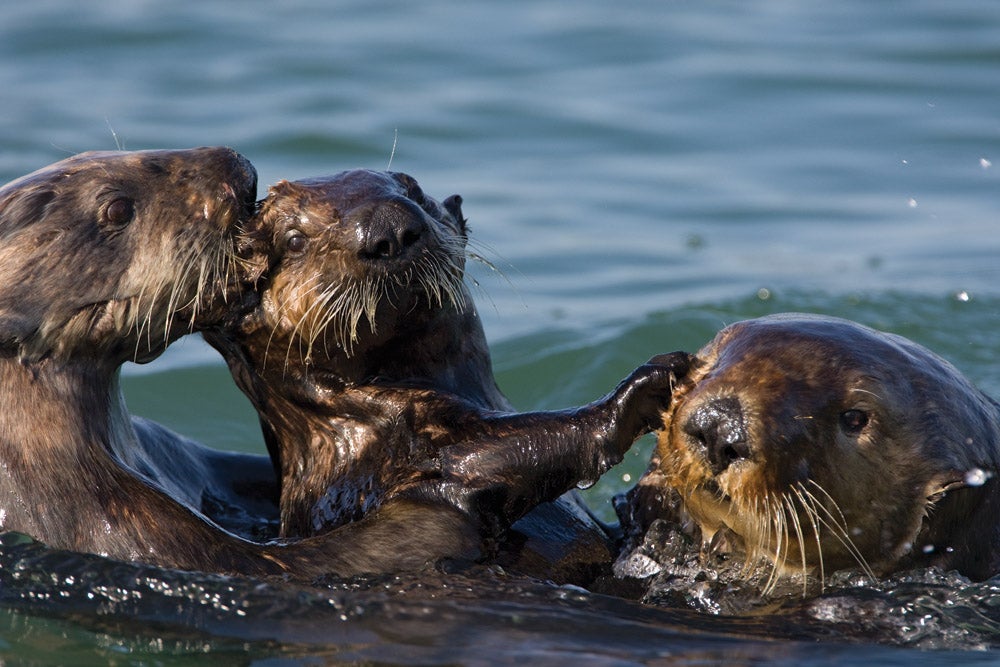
[683,396,750,474]
[356,199,426,260]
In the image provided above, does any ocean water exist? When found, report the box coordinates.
[3,0,1000,663]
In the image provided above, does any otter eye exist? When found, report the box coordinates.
[103,197,135,227]
[839,409,869,435]
[285,231,307,254]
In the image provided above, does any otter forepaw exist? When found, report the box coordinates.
[619,351,694,437]
[644,351,694,377]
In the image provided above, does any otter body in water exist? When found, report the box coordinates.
[0,147,280,566]
[0,152,685,581]
[206,170,690,582]
[0,150,493,579]
[626,313,1000,585]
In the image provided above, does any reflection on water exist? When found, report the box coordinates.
[3,532,998,666]
[616,512,1000,651]
[105,292,1000,663]
[4,0,1000,662]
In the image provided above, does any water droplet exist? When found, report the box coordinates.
[955,291,971,302]
[756,288,771,301]
[980,157,992,169]
[964,467,991,487]
[614,553,662,579]
[907,198,918,208]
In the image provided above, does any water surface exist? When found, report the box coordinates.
[2,1,1000,663]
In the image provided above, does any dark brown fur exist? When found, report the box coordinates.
[0,148,274,566]
[205,170,690,582]
[0,150,484,580]
[635,313,1000,583]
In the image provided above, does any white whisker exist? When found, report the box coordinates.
[800,481,877,580]
[789,485,827,586]
[783,493,811,595]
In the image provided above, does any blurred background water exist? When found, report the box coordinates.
[2,0,1000,663]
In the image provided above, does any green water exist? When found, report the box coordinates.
[123,290,1000,525]
[4,0,1000,662]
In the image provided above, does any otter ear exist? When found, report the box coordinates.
[0,187,57,236]
[926,467,995,503]
[442,194,465,223]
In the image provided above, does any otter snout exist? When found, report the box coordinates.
[683,396,750,474]
[352,198,427,261]
[193,146,259,225]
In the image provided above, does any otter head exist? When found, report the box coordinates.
[657,313,999,584]
[0,147,259,366]
[242,170,471,370]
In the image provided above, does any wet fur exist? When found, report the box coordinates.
[640,313,1000,584]
[0,150,486,580]
[206,170,690,583]
[0,148,275,561]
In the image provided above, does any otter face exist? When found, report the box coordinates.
[0,147,259,365]
[250,170,469,360]
[657,313,986,583]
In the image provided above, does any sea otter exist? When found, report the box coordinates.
[204,170,691,582]
[0,149,499,579]
[0,147,281,566]
[625,313,1000,586]
[0,152,687,580]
